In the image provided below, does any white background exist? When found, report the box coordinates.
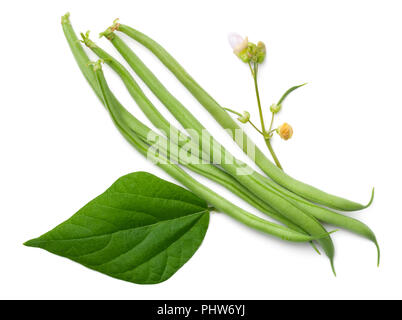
[1,0,401,300]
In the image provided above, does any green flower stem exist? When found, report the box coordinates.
[249,62,283,170]
[268,112,275,133]
[250,63,266,133]
[249,121,264,136]
[223,108,264,135]
[116,23,373,212]
[265,139,282,170]
[223,107,243,118]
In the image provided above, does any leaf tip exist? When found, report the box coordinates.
[23,239,38,247]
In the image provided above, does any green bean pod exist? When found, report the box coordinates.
[256,172,380,265]
[115,23,373,212]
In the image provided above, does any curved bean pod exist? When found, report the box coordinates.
[255,173,380,265]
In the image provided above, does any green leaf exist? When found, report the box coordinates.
[25,172,210,284]
[277,83,307,105]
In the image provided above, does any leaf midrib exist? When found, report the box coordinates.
[106,190,206,209]
[27,209,208,244]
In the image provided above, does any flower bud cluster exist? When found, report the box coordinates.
[228,33,266,64]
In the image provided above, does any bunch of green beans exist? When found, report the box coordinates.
[112,22,375,212]
[80,32,337,271]
[61,14,328,243]
[95,25,378,266]
[81,32,323,254]
[61,13,379,274]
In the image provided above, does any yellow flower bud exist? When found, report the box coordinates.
[277,123,293,140]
